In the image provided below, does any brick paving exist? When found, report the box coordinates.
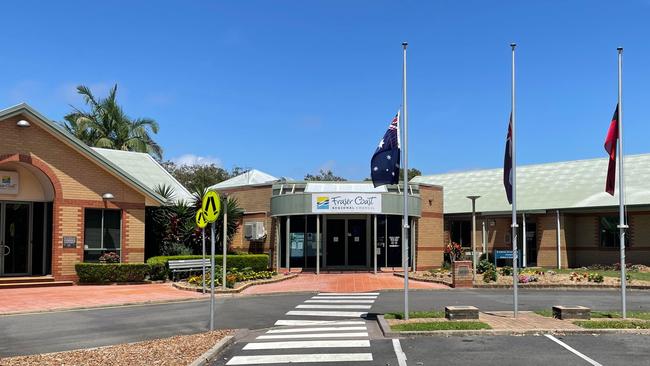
[0,283,206,315]
[479,311,582,330]
[241,273,448,294]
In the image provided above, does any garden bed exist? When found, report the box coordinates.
[174,273,298,294]
[1,330,233,366]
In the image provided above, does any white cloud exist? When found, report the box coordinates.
[172,154,222,167]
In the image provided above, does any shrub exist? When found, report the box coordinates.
[518,274,538,283]
[483,269,497,283]
[477,259,495,274]
[588,273,604,283]
[99,252,120,263]
[444,242,464,262]
[159,241,193,256]
[75,263,150,283]
[146,254,269,280]
[500,266,513,276]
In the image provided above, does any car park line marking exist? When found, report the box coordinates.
[318,292,380,296]
[311,296,377,300]
[286,310,368,317]
[226,353,373,365]
[544,335,603,366]
[243,340,371,350]
[305,299,376,303]
[392,339,408,366]
[267,326,367,333]
[257,332,369,340]
[274,320,366,326]
[296,304,373,309]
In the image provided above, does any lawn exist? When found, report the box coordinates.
[391,321,491,331]
[383,310,445,319]
[534,310,650,320]
[555,269,650,282]
[574,320,650,329]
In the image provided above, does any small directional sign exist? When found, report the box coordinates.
[202,191,221,223]
[195,209,208,229]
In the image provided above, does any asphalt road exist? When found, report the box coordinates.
[1,289,649,357]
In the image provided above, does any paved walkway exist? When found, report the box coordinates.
[0,283,206,315]
[479,311,582,330]
[241,273,447,295]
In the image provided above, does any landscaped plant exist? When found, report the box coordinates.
[98,252,120,264]
[518,274,538,283]
[477,259,495,274]
[146,254,270,280]
[588,273,605,283]
[75,263,150,283]
[500,266,513,276]
[444,242,464,262]
[483,269,497,283]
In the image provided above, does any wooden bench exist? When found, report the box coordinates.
[168,259,211,281]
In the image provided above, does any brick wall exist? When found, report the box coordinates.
[416,184,444,270]
[1,113,149,281]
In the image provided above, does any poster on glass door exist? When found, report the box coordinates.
[311,193,381,213]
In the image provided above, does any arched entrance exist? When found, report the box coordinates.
[0,159,55,276]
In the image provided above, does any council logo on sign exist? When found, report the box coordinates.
[316,196,329,210]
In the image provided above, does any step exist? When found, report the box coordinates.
[0,276,55,284]
[0,281,74,289]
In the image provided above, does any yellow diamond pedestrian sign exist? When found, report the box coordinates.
[202,191,220,223]
[195,209,208,229]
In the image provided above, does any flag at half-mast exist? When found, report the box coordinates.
[604,104,619,195]
[371,111,400,187]
[503,114,513,204]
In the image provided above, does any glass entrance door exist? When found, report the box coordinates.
[326,219,345,266]
[1,202,31,276]
[347,219,367,266]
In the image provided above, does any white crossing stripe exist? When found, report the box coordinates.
[311,296,377,300]
[274,320,366,326]
[297,304,372,309]
[286,310,367,317]
[544,335,603,366]
[305,299,376,303]
[267,326,367,334]
[257,332,369,340]
[318,292,380,296]
[243,339,371,350]
[226,353,373,365]
[392,339,408,366]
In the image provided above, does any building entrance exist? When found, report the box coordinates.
[1,202,31,276]
[325,217,368,268]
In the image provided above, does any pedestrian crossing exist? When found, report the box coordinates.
[225,292,378,365]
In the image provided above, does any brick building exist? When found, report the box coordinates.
[210,171,443,271]
[0,104,191,283]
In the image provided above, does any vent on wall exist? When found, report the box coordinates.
[244,221,267,241]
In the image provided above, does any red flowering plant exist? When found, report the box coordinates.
[444,242,464,262]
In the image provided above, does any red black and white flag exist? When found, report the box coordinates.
[604,105,619,195]
[503,114,513,204]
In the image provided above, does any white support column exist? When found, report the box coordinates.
[556,210,562,269]
[316,215,320,275]
[275,219,280,273]
[285,216,290,271]
[522,213,527,268]
[411,219,416,272]
[482,220,487,255]
[373,215,378,275]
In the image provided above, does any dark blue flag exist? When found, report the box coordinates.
[371,111,401,187]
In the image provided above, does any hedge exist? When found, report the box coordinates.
[146,254,269,281]
[75,263,150,283]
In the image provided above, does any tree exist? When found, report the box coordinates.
[304,169,347,181]
[401,168,422,181]
[62,84,163,160]
[161,162,249,193]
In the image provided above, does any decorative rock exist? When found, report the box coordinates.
[552,305,591,320]
[445,305,479,320]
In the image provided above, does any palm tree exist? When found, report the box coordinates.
[62,84,163,160]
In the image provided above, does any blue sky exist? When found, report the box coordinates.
[1,1,649,180]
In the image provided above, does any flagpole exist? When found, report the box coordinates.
[510,43,519,318]
[401,41,410,321]
[617,46,627,319]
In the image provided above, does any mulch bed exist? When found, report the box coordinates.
[0,330,233,366]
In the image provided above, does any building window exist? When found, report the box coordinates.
[84,209,122,261]
[450,220,471,248]
[600,216,621,248]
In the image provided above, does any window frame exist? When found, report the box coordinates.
[599,215,625,249]
[83,208,122,262]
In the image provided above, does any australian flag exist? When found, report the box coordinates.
[371,111,401,187]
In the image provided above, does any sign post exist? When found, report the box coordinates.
[195,209,208,294]
[222,198,228,291]
[202,191,221,331]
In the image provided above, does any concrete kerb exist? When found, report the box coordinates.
[188,330,245,366]
[376,314,650,338]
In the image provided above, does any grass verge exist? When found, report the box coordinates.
[384,310,445,320]
[391,321,491,332]
[535,310,650,320]
[574,320,650,329]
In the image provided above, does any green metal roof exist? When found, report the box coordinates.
[412,154,650,215]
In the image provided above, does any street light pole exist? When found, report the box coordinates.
[467,196,481,282]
